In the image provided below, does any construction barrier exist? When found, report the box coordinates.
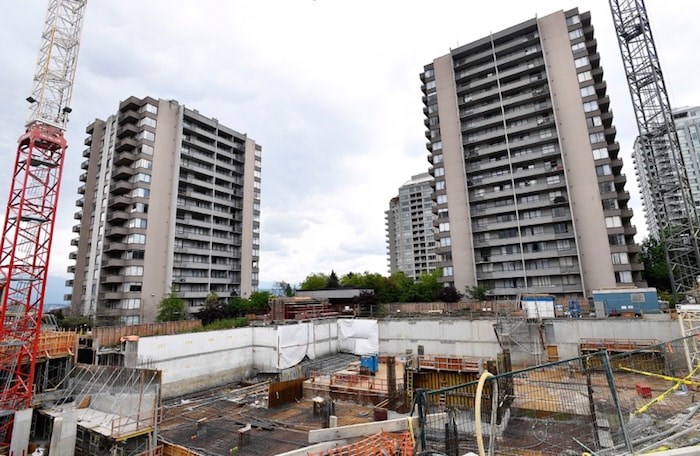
[413,335,698,455]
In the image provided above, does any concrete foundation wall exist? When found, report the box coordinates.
[378,318,682,361]
[136,321,341,397]
[133,317,681,398]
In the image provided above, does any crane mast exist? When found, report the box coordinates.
[0,0,87,444]
[608,0,700,300]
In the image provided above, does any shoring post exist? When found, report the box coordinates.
[601,350,633,452]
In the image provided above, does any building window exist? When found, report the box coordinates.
[580,85,596,97]
[432,141,442,151]
[437,195,447,204]
[605,216,622,228]
[557,239,573,251]
[611,252,630,265]
[138,117,157,128]
[583,101,599,113]
[568,28,584,40]
[596,164,612,176]
[434,167,445,177]
[616,271,634,283]
[599,181,614,193]
[554,222,569,234]
[137,130,155,141]
[439,237,452,247]
[592,147,608,160]
[547,175,561,185]
[574,56,590,68]
[531,276,552,287]
[426,81,436,90]
[124,265,144,276]
[443,266,454,277]
[609,234,626,245]
[602,198,619,210]
[435,180,446,191]
[566,15,581,26]
[141,103,158,114]
[128,218,147,229]
[433,154,443,164]
[126,233,146,244]
[571,42,586,53]
[577,71,593,82]
[586,116,603,128]
[131,188,150,198]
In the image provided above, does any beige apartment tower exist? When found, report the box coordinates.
[66,96,261,325]
[423,9,644,299]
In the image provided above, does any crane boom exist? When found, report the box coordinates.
[608,0,700,300]
[0,0,87,446]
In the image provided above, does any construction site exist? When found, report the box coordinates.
[1,299,699,455]
[3,0,700,455]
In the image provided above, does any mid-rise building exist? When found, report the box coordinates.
[634,106,700,239]
[422,8,644,299]
[385,172,437,279]
[66,96,261,325]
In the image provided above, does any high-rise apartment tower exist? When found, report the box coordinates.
[422,9,643,299]
[385,172,438,279]
[635,106,700,239]
[66,96,261,325]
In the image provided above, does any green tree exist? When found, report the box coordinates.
[300,273,329,290]
[465,284,490,301]
[249,291,272,313]
[157,292,186,322]
[327,270,340,288]
[387,271,415,302]
[227,296,251,317]
[60,315,93,330]
[284,283,294,297]
[415,269,443,302]
[640,237,672,292]
[438,286,463,303]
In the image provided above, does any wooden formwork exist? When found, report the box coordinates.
[37,331,77,359]
[161,442,197,456]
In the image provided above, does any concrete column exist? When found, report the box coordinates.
[9,408,32,456]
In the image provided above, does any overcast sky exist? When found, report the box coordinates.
[1,1,700,302]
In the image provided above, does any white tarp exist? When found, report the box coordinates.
[337,319,378,355]
[277,323,316,369]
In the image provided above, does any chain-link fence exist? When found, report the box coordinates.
[412,335,700,455]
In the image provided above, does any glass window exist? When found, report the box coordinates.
[589,132,605,144]
[611,252,629,264]
[571,42,586,53]
[425,81,436,90]
[437,195,447,204]
[587,116,603,127]
[128,218,147,229]
[596,164,612,176]
[138,117,157,128]
[433,154,443,164]
[443,266,454,277]
[141,103,158,114]
[583,101,599,112]
[566,15,581,26]
[124,265,144,276]
[131,188,150,198]
[592,148,608,160]
[616,271,633,283]
[435,181,446,191]
[434,167,444,177]
[439,237,452,247]
[131,173,151,183]
[580,85,596,97]
[439,222,450,232]
[568,28,584,40]
[141,144,154,155]
[577,71,592,83]
[574,56,589,68]
[132,158,153,169]
[432,141,442,150]
[126,233,146,244]
[605,216,622,228]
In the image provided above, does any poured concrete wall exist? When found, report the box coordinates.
[136,320,339,398]
[378,318,682,361]
[133,317,681,398]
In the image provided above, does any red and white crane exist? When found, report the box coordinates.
[0,0,88,445]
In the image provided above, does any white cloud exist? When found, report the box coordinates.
[1,1,700,299]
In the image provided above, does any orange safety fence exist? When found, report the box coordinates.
[312,431,414,456]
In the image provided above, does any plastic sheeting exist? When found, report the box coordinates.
[338,319,378,355]
[277,323,316,369]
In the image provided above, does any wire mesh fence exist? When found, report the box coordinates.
[412,335,700,455]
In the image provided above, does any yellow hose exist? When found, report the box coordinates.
[475,371,495,456]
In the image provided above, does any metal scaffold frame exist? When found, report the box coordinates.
[609,0,700,300]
